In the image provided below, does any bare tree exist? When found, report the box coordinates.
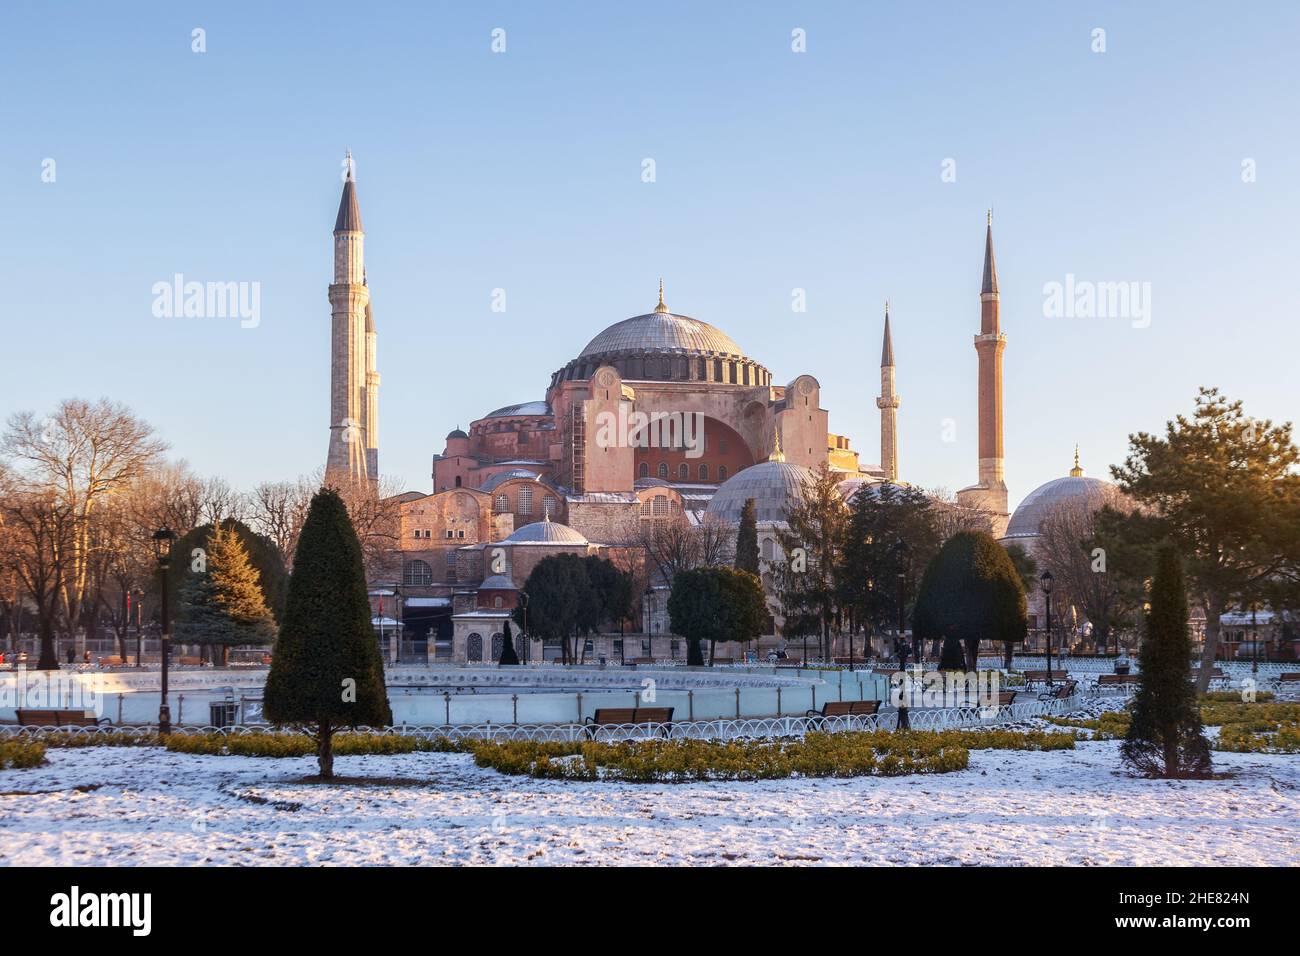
[925,486,995,540]
[0,485,77,669]
[1037,487,1137,654]
[248,480,309,565]
[3,399,167,650]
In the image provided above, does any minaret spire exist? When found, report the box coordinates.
[768,424,786,463]
[326,153,373,486]
[957,214,1009,535]
[1069,445,1084,478]
[876,301,900,482]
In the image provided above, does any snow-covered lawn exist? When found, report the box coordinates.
[2,737,1297,866]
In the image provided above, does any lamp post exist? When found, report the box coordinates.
[1040,570,1054,689]
[1251,604,1259,675]
[133,587,144,668]
[152,527,176,734]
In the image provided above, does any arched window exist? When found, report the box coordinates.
[652,496,668,516]
[678,463,689,480]
[640,498,652,515]
[718,465,728,481]
[657,462,668,479]
[543,495,556,517]
[446,550,458,582]
[467,633,483,662]
[403,559,433,586]
[494,494,508,513]
[698,463,709,481]
[761,538,775,561]
[491,633,504,661]
[454,475,462,487]
[639,462,649,479]
[518,485,533,516]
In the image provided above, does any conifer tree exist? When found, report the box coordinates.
[735,499,760,575]
[263,488,391,778]
[174,524,276,663]
[1121,545,1213,778]
[499,619,520,665]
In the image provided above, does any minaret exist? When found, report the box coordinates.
[325,152,372,485]
[876,301,900,482]
[957,211,1009,534]
[364,297,380,480]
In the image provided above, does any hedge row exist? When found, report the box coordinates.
[0,739,47,769]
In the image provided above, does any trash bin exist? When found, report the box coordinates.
[209,700,239,728]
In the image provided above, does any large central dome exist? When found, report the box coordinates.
[579,311,745,359]
[550,284,771,389]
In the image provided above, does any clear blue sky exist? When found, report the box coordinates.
[3,1,1297,511]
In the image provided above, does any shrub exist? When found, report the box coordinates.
[0,739,47,769]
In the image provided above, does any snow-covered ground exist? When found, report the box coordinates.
[2,736,1297,865]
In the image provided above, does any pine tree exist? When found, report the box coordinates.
[174,524,276,663]
[735,499,760,575]
[1121,545,1213,779]
[263,488,391,778]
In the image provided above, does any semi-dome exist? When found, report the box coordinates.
[502,517,589,546]
[1005,452,1118,540]
[483,401,551,419]
[706,459,815,524]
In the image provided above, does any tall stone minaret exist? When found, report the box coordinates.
[325,153,372,485]
[364,296,379,479]
[875,301,900,482]
[957,211,1009,535]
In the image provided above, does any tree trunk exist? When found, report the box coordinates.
[708,639,715,666]
[318,719,334,779]
[1194,595,1225,693]
[37,611,59,670]
[1002,641,1013,670]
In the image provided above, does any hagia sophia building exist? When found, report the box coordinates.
[323,160,1116,662]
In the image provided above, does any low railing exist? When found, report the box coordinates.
[0,691,1086,743]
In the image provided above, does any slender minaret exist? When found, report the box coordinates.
[325,152,372,485]
[958,211,1009,533]
[364,296,380,479]
[876,301,900,482]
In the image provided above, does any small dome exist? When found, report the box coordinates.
[446,427,468,440]
[479,469,540,493]
[1005,475,1117,539]
[502,518,589,546]
[479,573,517,590]
[706,460,815,523]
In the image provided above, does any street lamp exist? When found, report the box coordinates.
[133,587,144,668]
[1040,570,1054,689]
[152,527,176,734]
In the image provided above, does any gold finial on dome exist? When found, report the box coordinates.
[654,278,668,314]
[1069,444,1084,478]
[769,424,786,463]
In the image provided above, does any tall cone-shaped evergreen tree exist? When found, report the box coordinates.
[735,499,760,575]
[499,620,520,665]
[174,524,276,664]
[1121,545,1212,778]
[264,488,391,778]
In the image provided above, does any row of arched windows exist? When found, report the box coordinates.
[639,462,728,482]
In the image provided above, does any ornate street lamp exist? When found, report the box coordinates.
[518,591,530,663]
[152,527,176,734]
[1040,570,1054,689]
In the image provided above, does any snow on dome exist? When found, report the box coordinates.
[502,518,589,546]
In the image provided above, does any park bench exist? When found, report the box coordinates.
[710,657,735,666]
[774,657,803,668]
[1278,673,1300,683]
[1038,680,1079,701]
[805,699,881,726]
[1096,673,1141,689]
[628,657,656,665]
[178,656,203,666]
[583,706,674,739]
[1021,669,1070,688]
[97,655,124,667]
[16,709,110,727]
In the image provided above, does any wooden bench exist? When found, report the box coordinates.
[806,699,881,724]
[97,655,124,667]
[583,707,675,738]
[1038,680,1079,701]
[1096,673,1142,688]
[1021,669,1070,688]
[1278,673,1300,683]
[628,657,656,665]
[16,709,110,727]
[774,657,803,667]
[178,656,203,666]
